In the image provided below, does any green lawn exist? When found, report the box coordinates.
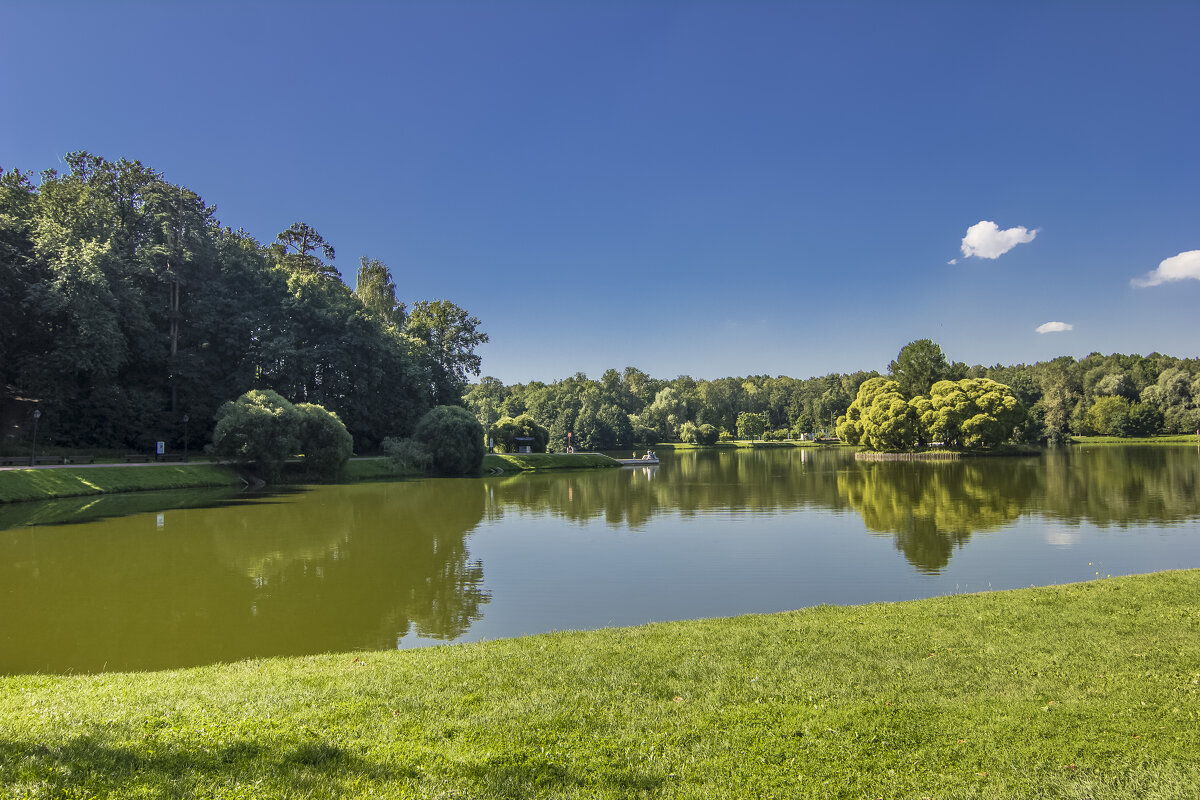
[1071,434,1200,446]
[3,570,1198,798]
[482,452,620,472]
[341,458,418,482]
[0,464,242,504]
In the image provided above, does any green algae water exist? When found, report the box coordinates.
[2,446,1198,674]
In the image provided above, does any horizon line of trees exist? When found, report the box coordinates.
[1,152,488,454]
[464,340,1200,451]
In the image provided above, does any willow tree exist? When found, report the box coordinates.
[837,377,920,451]
[911,378,1024,448]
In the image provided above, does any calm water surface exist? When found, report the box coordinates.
[2,446,1198,674]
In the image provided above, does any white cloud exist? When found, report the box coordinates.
[1036,321,1073,334]
[960,220,1038,259]
[946,258,958,265]
[1131,250,1200,288]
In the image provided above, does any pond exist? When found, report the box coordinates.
[2,445,1199,675]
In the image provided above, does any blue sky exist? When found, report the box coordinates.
[3,2,1198,383]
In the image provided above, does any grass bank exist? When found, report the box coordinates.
[657,439,839,451]
[0,463,242,504]
[483,452,620,473]
[340,458,418,482]
[3,570,1198,799]
[855,445,1041,461]
[1072,434,1200,446]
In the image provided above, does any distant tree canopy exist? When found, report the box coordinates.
[888,339,967,399]
[4,158,1196,457]
[838,377,1025,451]
[462,345,1200,453]
[736,411,768,441]
[0,153,487,453]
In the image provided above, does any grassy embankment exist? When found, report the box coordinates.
[658,439,840,451]
[2,570,1198,798]
[482,452,620,472]
[0,464,242,504]
[1072,434,1200,446]
[0,454,620,504]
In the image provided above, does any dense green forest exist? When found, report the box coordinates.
[0,153,486,453]
[464,341,1200,451]
[4,155,1198,457]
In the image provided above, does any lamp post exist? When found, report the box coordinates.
[182,414,190,461]
[30,408,41,467]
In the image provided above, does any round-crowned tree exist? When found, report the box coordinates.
[296,402,353,479]
[210,389,301,480]
[836,377,920,451]
[488,413,549,453]
[414,405,486,474]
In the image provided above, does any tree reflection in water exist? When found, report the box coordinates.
[4,446,1197,674]
[483,446,1200,575]
[0,480,489,674]
[835,461,1040,573]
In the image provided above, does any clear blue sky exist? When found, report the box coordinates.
[3,2,1198,383]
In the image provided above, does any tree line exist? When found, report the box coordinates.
[0,153,487,453]
[465,340,1200,450]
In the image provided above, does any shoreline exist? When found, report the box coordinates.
[3,569,1197,797]
[0,463,245,504]
[483,452,621,473]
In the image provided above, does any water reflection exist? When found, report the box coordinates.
[835,460,1040,573]
[0,486,268,531]
[2,446,1197,675]
[485,447,1199,574]
[1041,447,1200,526]
[0,480,488,674]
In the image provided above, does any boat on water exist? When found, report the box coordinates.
[615,451,660,466]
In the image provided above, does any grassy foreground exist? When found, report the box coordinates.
[3,571,1199,799]
[482,452,620,472]
[0,464,241,504]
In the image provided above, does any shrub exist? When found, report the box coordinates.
[414,405,485,474]
[488,414,549,453]
[296,402,353,479]
[210,389,301,481]
[695,423,719,445]
[382,436,432,473]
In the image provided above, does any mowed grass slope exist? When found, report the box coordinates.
[482,452,619,472]
[2,571,1199,798]
[0,464,242,504]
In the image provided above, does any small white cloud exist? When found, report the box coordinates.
[1131,250,1200,288]
[960,220,1038,259]
[1036,321,1073,334]
[947,258,958,265]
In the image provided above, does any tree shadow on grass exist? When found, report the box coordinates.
[0,735,411,798]
[458,749,667,798]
